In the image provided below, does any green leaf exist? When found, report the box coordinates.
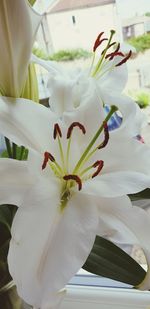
[83,236,146,286]
[0,239,9,263]
[0,206,12,231]
[1,146,28,160]
[0,205,17,248]
[129,188,150,201]
[0,240,12,288]
[28,0,36,5]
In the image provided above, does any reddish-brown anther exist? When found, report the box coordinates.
[93,32,108,52]
[116,50,132,67]
[67,122,86,139]
[105,43,124,60]
[63,174,82,191]
[53,123,62,139]
[92,160,104,178]
[42,151,55,170]
[98,122,109,149]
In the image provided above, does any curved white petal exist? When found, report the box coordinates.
[62,90,105,149]
[96,195,150,289]
[99,133,150,175]
[8,180,98,308]
[99,93,146,137]
[0,0,42,97]
[82,171,150,197]
[0,158,35,206]
[31,54,63,75]
[97,56,128,94]
[0,97,58,153]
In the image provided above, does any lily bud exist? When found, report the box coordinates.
[20,63,39,103]
[0,0,42,98]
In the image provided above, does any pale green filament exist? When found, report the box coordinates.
[57,135,66,172]
[79,164,94,177]
[66,136,72,171]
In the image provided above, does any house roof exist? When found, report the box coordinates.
[49,0,116,14]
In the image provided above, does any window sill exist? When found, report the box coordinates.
[62,285,150,309]
[61,269,150,309]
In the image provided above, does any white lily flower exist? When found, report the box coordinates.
[0,94,150,308]
[32,30,130,117]
[0,0,42,97]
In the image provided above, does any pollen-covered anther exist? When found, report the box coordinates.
[67,122,86,139]
[63,174,82,191]
[92,160,104,178]
[42,151,55,170]
[116,50,132,67]
[98,122,109,149]
[105,43,124,60]
[93,32,108,52]
[53,123,62,139]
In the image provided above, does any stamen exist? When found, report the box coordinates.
[92,160,104,178]
[116,50,132,67]
[101,42,116,55]
[67,122,86,139]
[63,174,82,191]
[92,29,116,77]
[106,51,124,60]
[98,122,109,149]
[42,151,55,170]
[93,32,108,52]
[53,123,62,139]
[105,43,124,60]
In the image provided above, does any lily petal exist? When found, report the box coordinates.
[0,159,34,205]
[83,171,150,197]
[97,56,128,94]
[8,180,98,308]
[0,97,58,153]
[96,195,150,288]
[0,0,42,97]
[99,92,146,137]
[99,133,150,175]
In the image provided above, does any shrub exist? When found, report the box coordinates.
[136,92,150,108]
[33,47,92,62]
[127,34,150,53]
[129,91,150,108]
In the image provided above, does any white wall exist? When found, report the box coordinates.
[47,4,118,51]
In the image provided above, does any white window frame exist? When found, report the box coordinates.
[61,270,150,309]
[62,285,150,309]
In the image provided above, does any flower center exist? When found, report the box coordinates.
[42,106,117,207]
[90,30,132,79]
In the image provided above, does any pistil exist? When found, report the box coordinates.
[73,105,117,174]
[92,30,115,77]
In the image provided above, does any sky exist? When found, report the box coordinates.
[117,0,150,19]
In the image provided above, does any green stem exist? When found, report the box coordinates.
[73,105,117,174]
[4,137,12,158]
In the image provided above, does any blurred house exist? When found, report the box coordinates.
[46,0,117,51]
[122,15,150,40]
